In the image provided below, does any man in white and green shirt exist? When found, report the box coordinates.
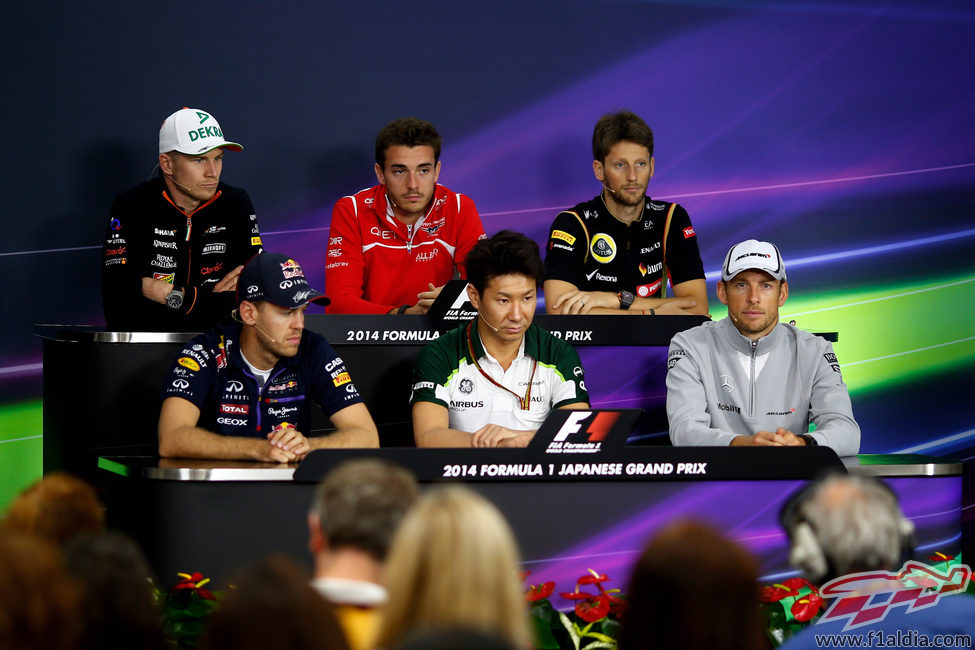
[411,231,589,448]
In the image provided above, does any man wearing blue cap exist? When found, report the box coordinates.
[102,107,264,331]
[158,252,379,462]
[666,240,860,454]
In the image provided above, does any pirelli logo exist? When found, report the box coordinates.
[551,230,576,245]
[251,236,262,245]
[332,372,351,387]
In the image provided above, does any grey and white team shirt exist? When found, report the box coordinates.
[666,317,860,456]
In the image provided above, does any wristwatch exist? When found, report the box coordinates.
[798,434,818,447]
[166,287,185,310]
[618,290,635,310]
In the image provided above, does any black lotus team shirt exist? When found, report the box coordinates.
[162,322,363,438]
[544,195,705,299]
[102,176,263,331]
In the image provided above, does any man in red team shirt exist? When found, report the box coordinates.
[324,117,486,314]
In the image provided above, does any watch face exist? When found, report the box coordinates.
[167,290,184,309]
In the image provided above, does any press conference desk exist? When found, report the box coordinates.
[98,449,966,598]
[37,313,708,483]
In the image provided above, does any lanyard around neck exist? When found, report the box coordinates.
[465,320,537,410]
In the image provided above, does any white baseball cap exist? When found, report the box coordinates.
[158,107,243,155]
[721,239,787,282]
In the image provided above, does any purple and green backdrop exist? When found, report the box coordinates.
[2,0,973,530]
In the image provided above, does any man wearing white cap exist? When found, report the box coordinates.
[666,240,860,454]
[102,107,264,331]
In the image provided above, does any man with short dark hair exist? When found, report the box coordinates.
[411,231,589,448]
[666,240,860,454]
[158,252,378,462]
[544,110,706,316]
[102,107,264,331]
[325,117,485,314]
[308,458,419,650]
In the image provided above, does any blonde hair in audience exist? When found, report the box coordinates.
[377,486,531,650]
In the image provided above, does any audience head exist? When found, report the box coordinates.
[309,458,419,561]
[375,117,442,168]
[0,530,82,649]
[395,626,518,650]
[202,555,349,650]
[63,531,166,650]
[780,474,915,582]
[2,471,104,549]
[619,520,766,650]
[592,110,654,163]
[377,486,531,650]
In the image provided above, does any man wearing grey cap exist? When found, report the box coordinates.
[158,252,379,462]
[102,107,264,331]
[666,240,860,454]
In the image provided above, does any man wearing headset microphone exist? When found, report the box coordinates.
[666,239,860,454]
[159,252,378,462]
[410,231,589,448]
[102,107,264,331]
[324,117,485,315]
[543,110,708,316]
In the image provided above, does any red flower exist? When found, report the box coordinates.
[781,577,816,595]
[560,591,594,600]
[525,581,555,602]
[791,594,824,622]
[574,593,611,622]
[760,585,791,603]
[606,592,628,616]
[927,553,955,562]
[577,572,609,586]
